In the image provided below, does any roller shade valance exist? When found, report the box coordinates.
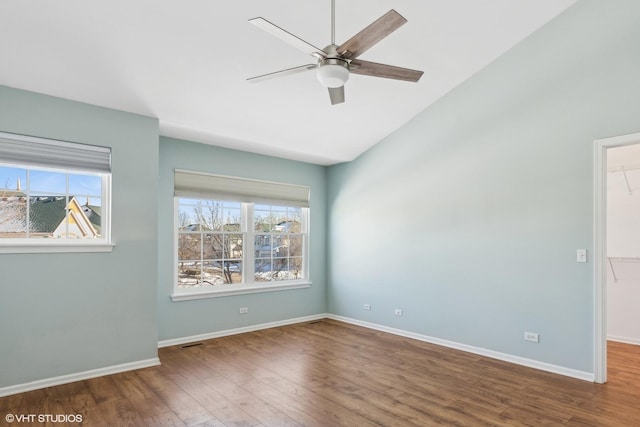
[0,131,111,173]
[174,169,310,207]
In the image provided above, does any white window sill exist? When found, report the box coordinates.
[171,281,312,301]
[0,241,115,254]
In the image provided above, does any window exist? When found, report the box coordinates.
[0,131,112,253]
[173,170,310,300]
[254,204,305,282]
[177,199,244,287]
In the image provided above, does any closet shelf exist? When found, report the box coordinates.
[607,256,640,282]
[609,167,637,195]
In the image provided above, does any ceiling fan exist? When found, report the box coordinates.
[247,0,424,105]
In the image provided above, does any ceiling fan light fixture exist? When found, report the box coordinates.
[316,60,350,88]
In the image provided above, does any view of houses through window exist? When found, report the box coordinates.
[0,165,104,239]
[254,204,304,282]
[177,198,307,289]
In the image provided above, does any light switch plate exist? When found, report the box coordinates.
[577,249,587,263]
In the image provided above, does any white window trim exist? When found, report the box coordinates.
[0,157,113,253]
[171,281,312,301]
[0,241,115,254]
[171,198,311,301]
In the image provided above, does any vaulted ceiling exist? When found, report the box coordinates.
[0,0,576,165]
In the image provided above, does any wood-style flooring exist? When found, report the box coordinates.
[1,319,639,426]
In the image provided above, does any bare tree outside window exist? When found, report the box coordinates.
[177,199,242,288]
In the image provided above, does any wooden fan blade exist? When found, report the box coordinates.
[328,86,345,105]
[337,10,407,60]
[350,59,423,82]
[247,64,317,83]
[249,17,327,58]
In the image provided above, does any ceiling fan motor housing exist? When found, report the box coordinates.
[316,57,350,88]
[316,44,349,88]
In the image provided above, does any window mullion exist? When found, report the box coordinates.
[65,173,69,238]
[303,208,309,279]
[200,230,205,286]
[25,169,30,238]
[244,203,255,285]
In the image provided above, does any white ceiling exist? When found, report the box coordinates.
[0,0,576,165]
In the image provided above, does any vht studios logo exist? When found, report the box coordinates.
[5,413,83,423]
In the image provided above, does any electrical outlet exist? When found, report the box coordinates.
[363,304,371,311]
[394,308,403,316]
[239,307,248,314]
[524,331,539,343]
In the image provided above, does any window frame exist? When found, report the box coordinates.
[0,132,113,254]
[171,197,311,301]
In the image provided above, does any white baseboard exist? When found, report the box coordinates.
[1,312,596,398]
[158,313,327,348]
[608,335,640,346]
[0,358,160,398]
[327,314,595,382]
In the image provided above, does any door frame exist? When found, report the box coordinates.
[593,131,640,383]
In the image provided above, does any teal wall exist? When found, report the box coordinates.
[157,137,327,341]
[0,86,159,388]
[327,0,640,373]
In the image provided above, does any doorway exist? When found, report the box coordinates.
[594,132,640,383]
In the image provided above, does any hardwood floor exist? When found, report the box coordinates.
[2,319,640,426]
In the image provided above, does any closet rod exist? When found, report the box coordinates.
[607,164,640,173]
